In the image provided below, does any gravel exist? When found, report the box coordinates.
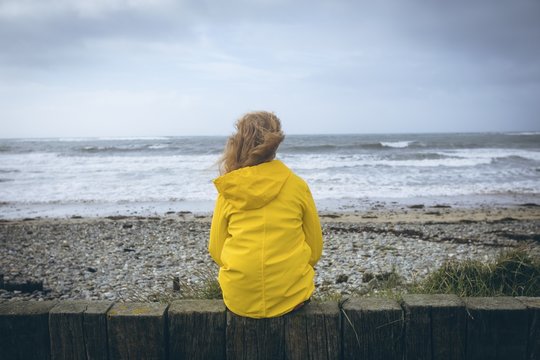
[1,213,539,302]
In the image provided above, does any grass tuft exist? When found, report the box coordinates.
[412,247,540,297]
[125,265,222,303]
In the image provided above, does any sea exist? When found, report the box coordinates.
[0,132,539,219]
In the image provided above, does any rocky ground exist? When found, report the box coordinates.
[1,206,539,302]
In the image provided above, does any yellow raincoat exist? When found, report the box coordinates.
[209,159,323,318]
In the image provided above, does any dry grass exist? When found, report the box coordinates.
[127,247,540,303]
[125,265,222,303]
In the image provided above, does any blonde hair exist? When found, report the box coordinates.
[219,111,285,174]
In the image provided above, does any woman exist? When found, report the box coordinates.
[209,111,323,318]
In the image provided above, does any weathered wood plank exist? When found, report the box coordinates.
[168,299,226,360]
[402,295,430,360]
[49,301,86,360]
[49,300,112,360]
[0,300,57,360]
[83,301,114,360]
[341,297,403,360]
[284,301,341,360]
[226,310,286,360]
[517,297,540,360]
[107,302,168,360]
[402,294,465,360]
[464,297,528,360]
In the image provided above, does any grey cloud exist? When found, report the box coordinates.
[386,0,540,62]
[0,0,378,69]
[0,4,200,68]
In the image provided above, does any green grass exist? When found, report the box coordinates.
[334,247,540,302]
[410,247,540,297]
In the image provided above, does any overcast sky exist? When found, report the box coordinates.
[1,0,539,138]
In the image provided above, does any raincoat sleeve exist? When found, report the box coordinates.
[209,194,228,267]
[302,185,323,267]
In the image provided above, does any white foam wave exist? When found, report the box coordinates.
[148,144,170,149]
[95,136,171,141]
[440,149,540,162]
[504,132,540,136]
[380,141,414,148]
[1,145,538,213]
[307,178,540,200]
[281,153,493,169]
[0,152,220,204]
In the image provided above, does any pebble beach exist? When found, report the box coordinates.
[1,204,539,302]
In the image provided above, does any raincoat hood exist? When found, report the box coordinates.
[213,159,291,210]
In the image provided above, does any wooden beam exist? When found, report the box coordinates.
[341,297,403,360]
[168,299,226,360]
[107,302,168,360]
[0,300,58,360]
[49,300,112,360]
[402,294,465,360]
[464,297,528,360]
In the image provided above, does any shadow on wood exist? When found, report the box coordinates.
[0,301,57,360]
[49,300,112,360]
[517,297,540,360]
[464,297,528,360]
[107,302,168,360]
[341,297,403,360]
[168,299,226,360]
[284,301,341,360]
[226,310,285,360]
[402,294,465,360]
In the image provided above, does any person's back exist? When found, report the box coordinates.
[208,111,323,318]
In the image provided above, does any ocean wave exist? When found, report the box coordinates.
[282,144,338,153]
[97,136,172,141]
[2,134,539,212]
[0,169,21,173]
[443,149,540,162]
[504,132,540,136]
[356,143,387,150]
[79,145,147,153]
[310,182,540,199]
[74,143,222,155]
[283,154,492,170]
[56,136,172,142]
[491,155,537,164]
[281,141,423,153]
[148,144,170,150]
[277,143,349,153]
[384,152,453,161]
[379,141,416,148]
[77,144,176,154]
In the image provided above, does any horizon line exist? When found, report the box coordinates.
[1,130,540,140]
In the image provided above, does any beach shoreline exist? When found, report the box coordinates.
[1,205,539,302]
[2,200,539,224]
[1,192,539,221]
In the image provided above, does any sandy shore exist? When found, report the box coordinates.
[3,202,539,225]
[1,204,539,302]
[318,203,540,223]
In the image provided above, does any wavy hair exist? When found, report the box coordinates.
[219,111,285,174]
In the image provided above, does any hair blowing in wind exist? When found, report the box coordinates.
[219,111,285,174]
